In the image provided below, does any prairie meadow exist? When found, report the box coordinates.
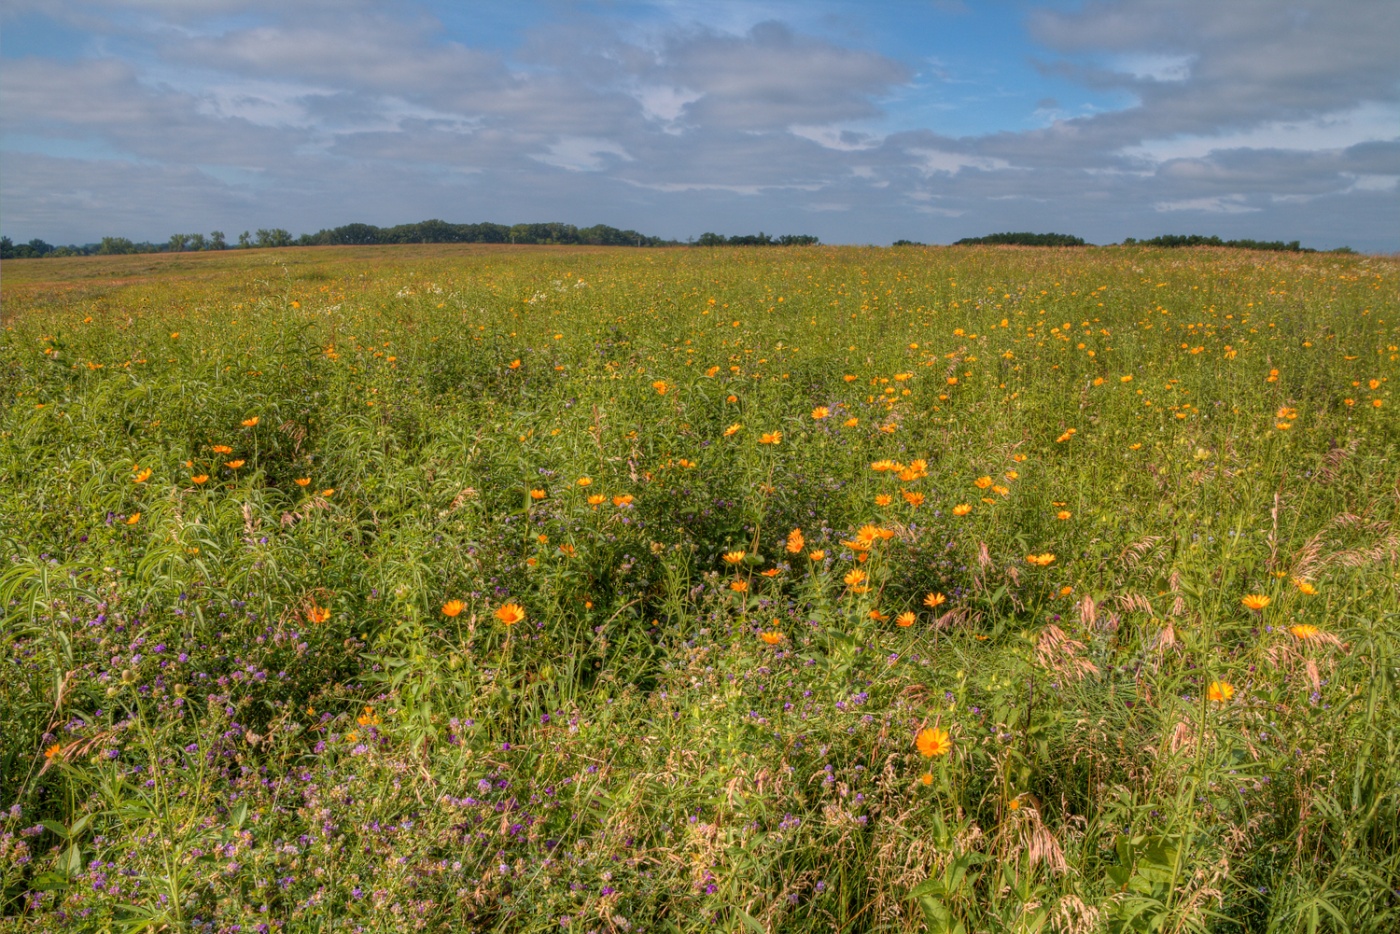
[1,243,1397,932]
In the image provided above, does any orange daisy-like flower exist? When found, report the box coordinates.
[530,489,546,500]
[724,424,742,437]
[924,592,946,609]
[306,605,330,625]
[294,477,310,487]
[874,494,893,507]
[1207,681,1235,703]
[869,609,889,622]
[758,431,782,445]
[1292,578,1318,595]
[1026,553,1056,567]
[843,418,859,428]
[225,460,245,469]
[1289,624,1320,640]
[808,550,826,562]
[952,503,972,517]
[587,494,606,506]
[126,513,141,525]
[652,380,669,395]
[811,406,830,419]
[973,476,993,490]
[612,494,634,506]
[916,727,952,757]
[576,477,592,487]
[1240,594,1271,611]
[509,359,521,370]
[902,491,925,507]
[192,474,209,485]
[1056,510,1071,520]
[441,600,465,618]
[133,468,152,483]
[896,611,916,628]
[495,603,526,626]
[730,580,749,593]
[723,550,746,565]
[211,445,233,455]
[45,743,62,761]
[919,772,934,786]
[759,630,784,645]
[761,568,781,578]
[843,569,869,593]
[322,489,335,497]
[786,529,805,554]
[241,416,260,427]
[558,544,576,557]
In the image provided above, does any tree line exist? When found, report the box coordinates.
[1,220,825,259]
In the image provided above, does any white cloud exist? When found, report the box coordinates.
[533,136,633,172]
[1154,194,1260,213]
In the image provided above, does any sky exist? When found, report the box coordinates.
[2,0,1397,251]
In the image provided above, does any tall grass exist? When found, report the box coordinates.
[1,244,1397,932]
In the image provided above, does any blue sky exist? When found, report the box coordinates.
[2,0,1397,250]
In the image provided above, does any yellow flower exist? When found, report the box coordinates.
[723,550,746,565]
[896,611,916,627]
[306,605,330,624]
[952,503,972,517]
[495,603,526,626]
[786,529,805,554]
[843,417,859,427]
[241,416,259,427]
[843,569,868,593]
[724,424,742,437]
[577,477,592,487]
[1289,624,1320,640]
[811,406,830,419]
[759,630,784,645]
[133,467,152,483]
[916,727,952,757]
[1240,594,1271,611]
[1207,681,1235,703]
[924,592,946,609]
[1292,578,1318,595]
[759,431,782,445]
[441,600,465,618]
[530,489,546,500]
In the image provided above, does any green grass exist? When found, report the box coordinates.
[1,243,1397,933]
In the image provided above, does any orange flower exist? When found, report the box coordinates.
[322,489,335,497]
[612,494,634,506]
[294,477,311,487]
[587,494,606,506]
[759,630,784,645]
[1240,594,1271,611]
[724,423,742,437]
[1056,510,1071,520]
[916,727,952,757]
[843,417,859,428]
[723,550,747,565]
[730,580,749,593]
[924,592,946,609]
[761,568,781,578]
[902,491,925,507]
[843,569,868,593]
[241,416,260,427]
[306,605,330,624]
[1292,578,1318,595]
[45,743,62,761]
[758,431,782,445]
[530,489,546,500]
[558,544,576,557]
[1207,681,1235,703]
[357,706,380,727]
[509,359,521,370]
[1289,624,1320,640]
[133,468,152,483]
[1026,553,1056,567]
[896,611,916,627]
[874,494,893,507]
[126,513,141,525]
[652,380,669,395]
[191,474,209,485]
[441,600,465,618]
[919,772,934,786]
[973,476,992,490]
[495,603,526,626]
[808,550,825,561]
[786,529,805,553]
[576,477,592,487]
[211,444,233,454]
[952,503,972,517]
[869,609,889,622]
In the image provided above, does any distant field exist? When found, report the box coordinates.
[2,244,1397,932]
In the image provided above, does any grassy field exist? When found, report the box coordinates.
[1,243,1397,933]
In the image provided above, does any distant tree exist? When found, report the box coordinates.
[1138,234,1312,253]
[209,231,227,250]
[696,232,726,247]
[98,236,137,255]
[954,232,1088,247]
[255,228,292,248]
[188,233,207,251]
[238,231,252,248]
[778,234,820,246]
[891,239,925,247]
[168,233,190,252]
